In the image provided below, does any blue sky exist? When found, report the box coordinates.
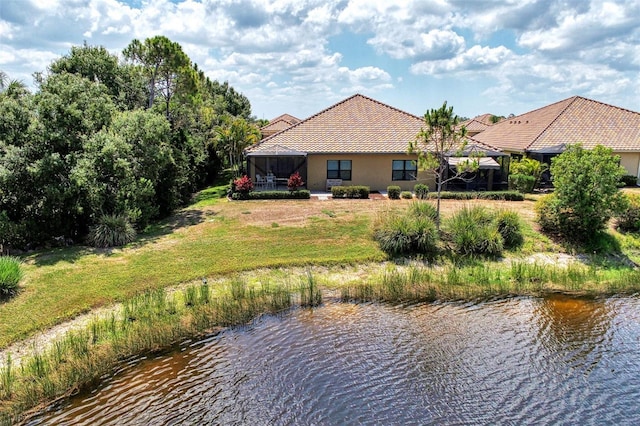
[1,0,639,121]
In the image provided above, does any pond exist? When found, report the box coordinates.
[29,294,640,425]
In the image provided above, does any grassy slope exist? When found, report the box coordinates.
[0,195,384,348]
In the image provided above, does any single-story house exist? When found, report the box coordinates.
[259,113,301,139]
[245,94,506,192]
[471,96,640,181]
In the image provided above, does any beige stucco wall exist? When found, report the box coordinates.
[617,152,640,179]
[306,154,435,192]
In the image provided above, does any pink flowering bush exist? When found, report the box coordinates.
[234,175,254,193]
[287,172,304,191]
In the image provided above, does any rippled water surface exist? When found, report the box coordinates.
[31,295,640,425]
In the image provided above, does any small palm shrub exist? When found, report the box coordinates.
[88,214,137,248]
[0,256,23,296]
[401,191,413,199]
[373,213,438,255]
[495,210,524,248]
[443,206,504,256]
[387,186,401,199]
[414,183,429,199]
[616,193,640,232]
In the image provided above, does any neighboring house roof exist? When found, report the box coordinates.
[259,114,301,137]
[247,94,503,156]
[472,96,640,153]
[461,118,491,135]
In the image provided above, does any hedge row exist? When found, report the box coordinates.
[426,191,524,201]
[231,190,311,200]
[331,186,370,199]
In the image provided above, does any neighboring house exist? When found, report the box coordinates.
[471,96,640,181]
[461,117,492,137]
[259,114,301,139]
[245,94,506,192]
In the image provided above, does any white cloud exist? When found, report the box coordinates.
[411,45,512,75]
[1,0,639,119]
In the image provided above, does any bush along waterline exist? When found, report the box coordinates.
[0,274,323,424]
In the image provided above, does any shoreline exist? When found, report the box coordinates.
[0,252,633,366]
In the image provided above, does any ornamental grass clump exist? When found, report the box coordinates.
[0,256,23,296]
[373,212,438,255]
[87,214,137,248]
[495,210,524,248]
[443,206,504,257]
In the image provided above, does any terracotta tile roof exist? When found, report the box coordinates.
[461,118,491,134]
[473,96,640,153]
[259,114,302,138]
[247,94,426,154]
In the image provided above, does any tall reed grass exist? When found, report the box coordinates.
[341,261,640,304]
[0,275,299,424]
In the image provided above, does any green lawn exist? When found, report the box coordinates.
[0,198,384,348]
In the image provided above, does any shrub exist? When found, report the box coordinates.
[495,210,524,248]
[331,186,369,199]
[616,193,640,232]
[0,256,23,296]
[414,183,429,199]
[87,214,137,248]
[231,190,311,200]
[443,206,504,256]
[387,186,401,199]
[373,213,438,255]
[287,172,304,191]
[542,144,627,242]
[408,201,438,221]
[425,191,524,201]
[509,158,547,189]
[508,174,536,193]
[401,191,413,199]
[233,175,254,194]
[621,175,638,187]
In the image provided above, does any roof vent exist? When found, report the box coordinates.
[518,121,521,124]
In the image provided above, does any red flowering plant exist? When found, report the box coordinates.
[233,175,254,194]
[287,172,304,191]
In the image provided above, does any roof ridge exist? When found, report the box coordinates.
[355,93,424,120]
[467,135,503,152]
[526,96,578,150]
[573,95,640,117]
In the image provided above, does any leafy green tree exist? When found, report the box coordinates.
[536,144,627,242]
[409,101,476,229]
[49,43,147,111]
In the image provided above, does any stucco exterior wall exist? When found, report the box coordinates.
[617,152,640,179]
[306,154,435,192]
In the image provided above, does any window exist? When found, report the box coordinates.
[327,160,352,180]
[392,160,417,181]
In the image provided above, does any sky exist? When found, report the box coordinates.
[1,0,639,121]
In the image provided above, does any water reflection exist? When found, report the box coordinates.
[535,294,612,375]
[30,297,640,425]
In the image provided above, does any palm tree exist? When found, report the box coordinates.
[215,116,260,177]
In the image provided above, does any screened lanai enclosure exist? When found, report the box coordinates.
[246,144,308,188]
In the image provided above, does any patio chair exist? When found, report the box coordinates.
[265,174,276,189]
[256,174,266,189]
